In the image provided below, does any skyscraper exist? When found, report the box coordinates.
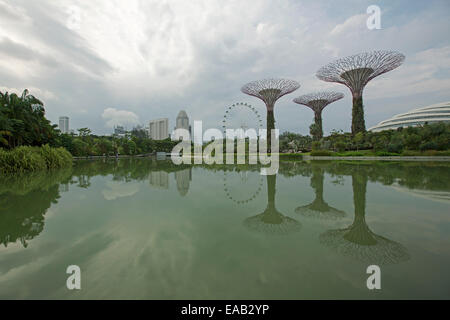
[59,116,69,134]
[149,118,169,140]
[175,110,190,134]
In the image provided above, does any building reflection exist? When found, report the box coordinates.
[149,171,169,189]
[295,163,346,220]
[244,174,301,235]
[319,166,410,265]
[175,168,192,196]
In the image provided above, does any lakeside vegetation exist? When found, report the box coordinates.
[280,122,450,155]
[0,145,72,174]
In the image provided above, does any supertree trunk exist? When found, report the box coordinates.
[266,108,275,152]
[267,174,276,208]
[351,93,366,135]
[314,110,323,140]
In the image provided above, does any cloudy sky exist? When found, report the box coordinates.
[0,0,449,135]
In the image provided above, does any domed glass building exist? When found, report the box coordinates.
[368,101,450,132]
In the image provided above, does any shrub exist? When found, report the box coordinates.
[0,145,72,174]
[334,141,346,152]
[419,141,438,151]
[387,143,403,154]
[336,151,364,157]
[310,150,334,156]
[375,151,400,157]
[401,150,420,156]
[311,141,321,151]
[279,154,303,161]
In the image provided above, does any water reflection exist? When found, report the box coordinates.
[0,169,72,247]
[1,159,448,253]
[295,162,346,220]
[244,174,301,235]
[175,168,192,197]
[319,165,410,265]
[149,171,169,189]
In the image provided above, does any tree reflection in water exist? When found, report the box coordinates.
[320,165,410,265]
[244,174,301,235]
[295,163,346,220]
[0,168,72,248]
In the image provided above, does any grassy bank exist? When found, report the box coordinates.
[0,145,73,174]
[308,149,450,157]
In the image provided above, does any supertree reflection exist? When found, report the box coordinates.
[320,166,410,265]
[244,174,301,235]
[295,163,346,220]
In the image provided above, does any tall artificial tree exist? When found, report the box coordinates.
[293,91,344,141]
[316,50,405,135]
[241,79,300,151]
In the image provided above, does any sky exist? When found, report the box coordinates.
[0,0,449,136]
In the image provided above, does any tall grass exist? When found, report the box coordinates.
[0,145,73,174]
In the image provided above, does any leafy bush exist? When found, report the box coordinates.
[279,154,303,161]
[0,145,72,174]
[375,151,400,156]
[310,150,334,156]
[336,151,365,157]
[387,143,403,154]
[419,141,438,151]
[311,141,321,151]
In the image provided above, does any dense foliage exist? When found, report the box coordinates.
[280,122,450,154]
[54,131,180,157]
[0,90,58,148]
[0,145,73,174]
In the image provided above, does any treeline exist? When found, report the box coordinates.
[0,89,179,157]
[55,129,179,157]
[280,122,450,155]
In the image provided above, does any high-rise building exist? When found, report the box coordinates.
[175,110,190,134]
[149,118,169,140]
[59,116,69,134]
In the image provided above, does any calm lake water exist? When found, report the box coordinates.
[0,158,449,299]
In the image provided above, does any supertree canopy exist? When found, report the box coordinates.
[241,79,300,151]
[295,163,346,220]
[244,175,301,235]
[293,91,344,140]
[319,167,410,265]
[316,50,405,135]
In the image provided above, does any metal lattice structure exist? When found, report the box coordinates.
[241,79,300,151]
[316,50,405,134]
[293,91,344,140]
